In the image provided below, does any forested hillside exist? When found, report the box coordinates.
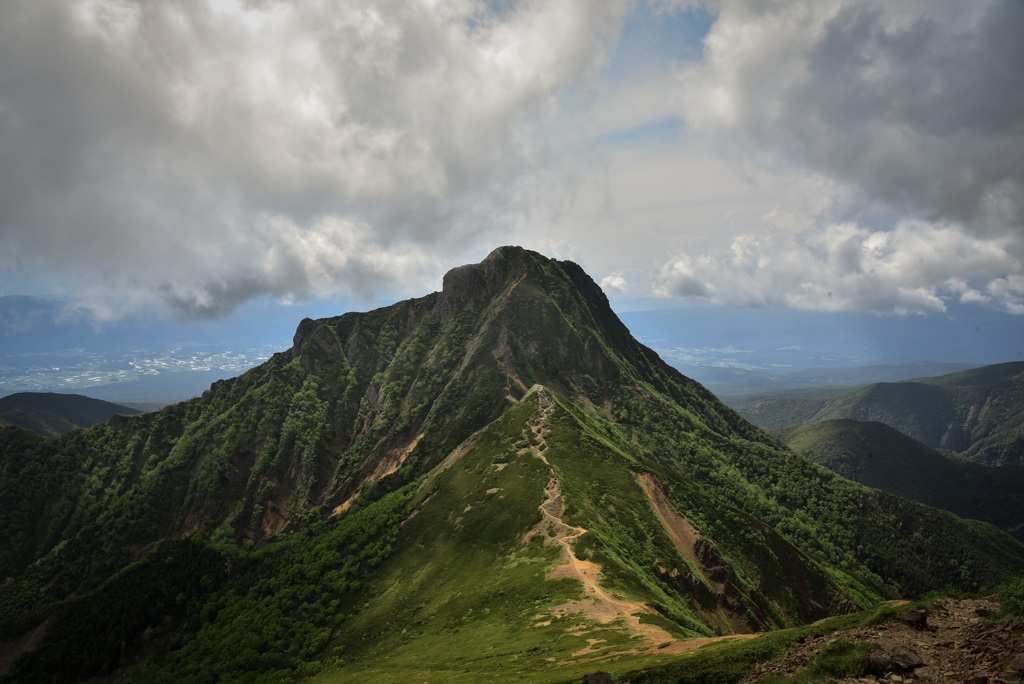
[778,419,1024,540]
[0,392,141,437]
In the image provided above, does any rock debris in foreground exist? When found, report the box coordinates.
[743,597,1024,683]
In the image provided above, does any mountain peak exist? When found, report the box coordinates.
[278,246,741,521]
[439,245,602,309]
[433,246,647,393]
[438,246,618,349]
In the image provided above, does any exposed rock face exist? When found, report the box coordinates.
[896,608,931,631]
[864,644,925,677]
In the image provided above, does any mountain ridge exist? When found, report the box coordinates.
[2,246,1023,682]
[0,392,142,437]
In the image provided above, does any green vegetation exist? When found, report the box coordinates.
[621,602,906,684]
[759,640,873,683]
[1001,576,1024,615]
[0,392,141,437]
[313,395,598,682]
[2,246,1024,682]
[3,538,234,682]
[4,488,411,683]
[778,418,1024,540]
[733,361,1024,466]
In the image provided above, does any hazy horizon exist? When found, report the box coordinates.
[3,276,1022,404]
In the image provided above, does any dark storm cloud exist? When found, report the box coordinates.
[658,0,1024,314]
[679,0,1024,232]
[802,2,1024,229]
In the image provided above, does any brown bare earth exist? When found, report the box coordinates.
[0,618,50,677]
[534,473,757,660]
[540,476,677,650]
[333,432,426,516]
[637,473,725,594]
[636,472,758,634]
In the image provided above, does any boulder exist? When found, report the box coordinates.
[867,650,895,676]
[896,609,930,631]
[582,672,614,684]
[889,645,924,672]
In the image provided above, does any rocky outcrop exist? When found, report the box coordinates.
[581,672,615,684]
[742,597,1024,683]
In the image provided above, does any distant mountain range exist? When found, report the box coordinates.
[731,362,1024,466]
[0,393,141,437]
[738,363,1024,541]
[1,248,1022,683]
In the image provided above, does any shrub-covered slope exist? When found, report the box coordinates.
[778,419,1024,540]
[2,246,1024,682]
[0,392,141,437]
[733,362,1024,465]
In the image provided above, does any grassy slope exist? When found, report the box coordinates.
[313,385,1024,682]
[317,394,597,683]
[618,362,1024,603]
[315,389,838,683]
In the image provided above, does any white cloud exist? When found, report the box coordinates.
[3,0,1022,323]
[655,220,1024,314]
[600,272,628,292]
[986,275,1024,315]
[637,0,1024,316]
[0,0,629,318]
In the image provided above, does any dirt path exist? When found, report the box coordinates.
[535,474,679,656]
[522,388,730,657]
[518,384,555,464]
[519,387,758,662]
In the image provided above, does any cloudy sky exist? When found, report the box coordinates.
[2,0,1023,325]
